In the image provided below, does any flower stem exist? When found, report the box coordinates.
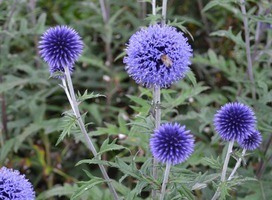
[228,148,246,181]
[160,162,171,200]
[221,140,234,182]
[239,0,256,100]
[152,0,156,16]
[63,67,119,200]
[162,0,168,24]
[152,85,161,199]
[211,140,234,200]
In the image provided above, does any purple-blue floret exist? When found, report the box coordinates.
[238,130,262,150]
[150,123,194,165]
[124,25,193,88]
[214,102,256,142]
[0,167,35,200]
[39,25,83,75]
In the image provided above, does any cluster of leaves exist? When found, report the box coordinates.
[0,0,271,199]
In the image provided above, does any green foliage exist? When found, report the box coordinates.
[1,0,271,199]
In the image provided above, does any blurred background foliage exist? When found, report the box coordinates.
[0,0,271,199]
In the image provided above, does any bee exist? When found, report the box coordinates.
[161,54,172,67]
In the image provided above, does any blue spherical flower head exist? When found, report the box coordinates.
[150,123,194,165]
[238,130,262,151]
[124,25,193,88]
[0,167,35,200]
[214,102,256,142]
[39,25,83,75]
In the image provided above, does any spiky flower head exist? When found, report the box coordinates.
[123,25,192,88]
[0,167,35,200]
[214,102,256,142]
[238,130,262,150]
[39,25,83,75]
[150,123,194,165]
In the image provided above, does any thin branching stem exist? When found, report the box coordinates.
[221,140,234,182]
[61,78,76,114]
[63,67,119,200]
[239,0,256,100]
[228,149,247,181]
[212,140,234,200]
[160,163,171,200]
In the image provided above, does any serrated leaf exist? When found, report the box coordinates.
[201,157,222,169]
[178,185,195,200]
[71,178,105,200]
[75,158,113,167]
[77,90,105,102]
[168,19,194,40]
[98,138,127,156]
[36,184,77,200]
[210,28,245,47]
[56,114,77,145]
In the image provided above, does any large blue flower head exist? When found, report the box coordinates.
[150,123,194,165]
[0,167,35,200]
[238,130,262,151]
[123,25,193,88]
[39,25,83,75]
[214,102,256,142]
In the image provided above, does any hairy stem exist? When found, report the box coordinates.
[212,140,234,200]
[239,0,256,100]
[221,140,234,182]
[160,163,171,200]
[228,149,246,181]
[63,67,119,200]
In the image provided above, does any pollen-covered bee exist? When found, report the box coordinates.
[161,54,172,67]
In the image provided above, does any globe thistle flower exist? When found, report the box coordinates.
[238,130,262,150]
[150,123,194,165]
[0,167,35,200]
[39,25,83,74]
[123,25,192,88]
[214,102,256,142]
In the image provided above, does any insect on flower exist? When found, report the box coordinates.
[161,54,172,67]
[123,24,192,88]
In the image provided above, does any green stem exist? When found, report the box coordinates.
[63,67,119,200]
[160,163,171,200]
[228,148,246,181]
